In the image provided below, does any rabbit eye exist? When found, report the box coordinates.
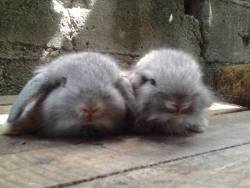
[141,75,148,85]
[149,78,156,86]
[60,77,67,87]
[140,75,157,86]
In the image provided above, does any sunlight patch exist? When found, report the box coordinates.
[0,114,8,125]
[209,102,242,111]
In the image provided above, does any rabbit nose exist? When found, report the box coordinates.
[81,108,99,121]
[173,104,181,114]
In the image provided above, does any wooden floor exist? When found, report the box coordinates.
[0,96,250,188]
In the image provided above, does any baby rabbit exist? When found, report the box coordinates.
[131,49,213,135]
[2,52,135,136]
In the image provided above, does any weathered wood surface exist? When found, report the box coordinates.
[0,105,11,115]
[75,144,250,188]
[0,95,17,105]
[0,95,247,117]
[208,102,248,115]
[0,95,249,188]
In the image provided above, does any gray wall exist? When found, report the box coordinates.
[1,0,250,94]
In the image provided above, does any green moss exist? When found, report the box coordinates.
[216,64,250,107]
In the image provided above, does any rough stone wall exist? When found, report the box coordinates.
[200,0,250,64]
[0,0,250,97]
[0,0,70,94]
[199,0,250,104]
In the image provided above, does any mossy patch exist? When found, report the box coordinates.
[216,64,250,107]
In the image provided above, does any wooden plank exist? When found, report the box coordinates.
[0,105,11,115]
[0,101,246,157]
[76,144,250,188]
[0,102,247,125]
[0,99,247,126]
[0,135,85,155]
[0,111,249,187]
[0,93,247,116]
[0,95,17,105]
[208,102,248,115]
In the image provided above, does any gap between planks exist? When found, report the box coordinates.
[46,141,250,188]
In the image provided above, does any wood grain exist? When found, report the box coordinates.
[0,95,17,105]
[0,111,249,187]
[76,144,250,188]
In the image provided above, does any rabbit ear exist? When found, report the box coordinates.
[115,76,136,124]
[7,72,65,123]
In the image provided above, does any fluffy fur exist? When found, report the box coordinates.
[3,52,135,136]
[131,49,213,135]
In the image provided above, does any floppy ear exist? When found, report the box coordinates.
[115,76,136,125]
[7,72,66,124]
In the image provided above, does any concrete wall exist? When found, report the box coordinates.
[1,0,250,97]
[200,0,250,64]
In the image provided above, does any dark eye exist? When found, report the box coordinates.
[141,75,148,85]
[149,78,156,86]
[60,77,67,87]
[141,75,157,86]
